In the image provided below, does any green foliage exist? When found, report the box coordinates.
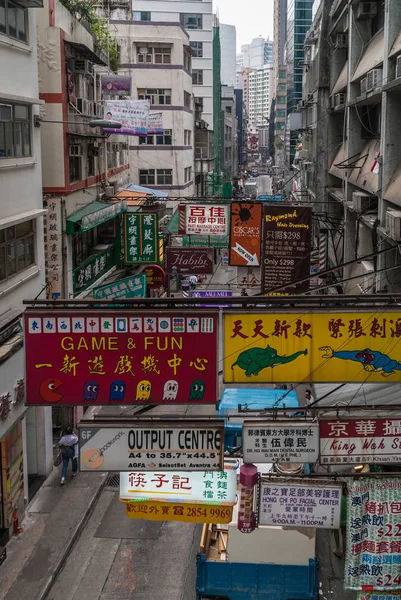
[60,0,120,72]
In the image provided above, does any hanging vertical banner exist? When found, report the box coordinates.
[229,202,262,267]
[103,100,150,136]
[124,213,158,263]
[261,205,312,294]
[44,198,63,299]
[345,478,401,590]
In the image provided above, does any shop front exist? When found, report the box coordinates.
[66,201,125,295]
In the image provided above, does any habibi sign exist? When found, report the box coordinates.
[24,309,218,405]
[78,421,224,471]
[261,205,311,294]
[165,247,214,274]
[229,202,262,267]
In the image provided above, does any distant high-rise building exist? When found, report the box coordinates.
[238,37,273,70]
[273,0,287,84]
[220,24,236,87]
[286,0,313,114]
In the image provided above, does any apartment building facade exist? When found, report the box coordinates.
[0,0,53,543]
[114,22,195,196]
[298,0,401,295]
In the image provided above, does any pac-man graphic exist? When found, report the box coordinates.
[189,380,205,401]
[39,378,63,403]
[162,380,178,401]
[136,380,151,401]
[83,381,99,402]
[109,380,126,401]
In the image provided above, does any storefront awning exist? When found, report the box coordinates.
[125,184,168,199]
[112,190,146,209]
[66,201,125,235]
[351,29,384,82]
[331,60,348,95]
[347,140,380,193]
[383,162,401,206]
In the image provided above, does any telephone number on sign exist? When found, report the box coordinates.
[129,452,218,459]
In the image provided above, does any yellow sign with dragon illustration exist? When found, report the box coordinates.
[224,312,401,383]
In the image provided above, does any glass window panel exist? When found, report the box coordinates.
[25,235,35,267]
[16,220,32,237]
[16,239,25,271]
[13,122,23,157]
[0,0,6,34]
[14,105,28,120]
[8,2,17,38]
[6,227,15,241]
[22,122,31,156]
[7,243,16,276]
[5,121,12,156]
[0,246,6,281]
[16,8,26,42]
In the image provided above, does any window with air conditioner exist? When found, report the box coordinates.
[385,209,401,241]
[366,68,383,91]
[352,191,373,212]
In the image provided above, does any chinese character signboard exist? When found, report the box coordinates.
[125,501,233,524]
[44,198,63,299]
[229,202,262,267]
[24,310,218,405]
[224,311,401,383]
[320,419,401,465]
[103,100,150,136]
[119,467,237,504]
[345,478,401,590]
[124,213,158,264]
[165,247,214,274]
[185,205,229,236]
[78,421,223,471]
[259,480,342,529]
[147,112,163,134]
[144,265,166,289]
[73,245,115,294]
[183,234,229,248]
[261,206,311,294]
[101,74,132,97]
[236,267,261,288]
[93,274,147,300]
[243,421,319,463]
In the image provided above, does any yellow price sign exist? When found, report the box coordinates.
[224,311,401,383]
[124,500,233,524]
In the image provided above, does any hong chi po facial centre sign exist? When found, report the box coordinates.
[24,309,217,405]
[78,421,224,471]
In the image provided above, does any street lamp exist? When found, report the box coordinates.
[34,116,122,129]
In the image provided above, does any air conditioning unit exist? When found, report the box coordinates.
[366,68,383,91]
[68,58,93,74]
[356,2,378,20]
[386,209,401,241]
[360,77,367,94]
[69,144,83,156]
[335,33,348,49]
[396,55,401,79]
[104,181,118,197]
[0,104,12,121]
[76,97,89,115]
[334,93,346,106]
[352,191,372,212]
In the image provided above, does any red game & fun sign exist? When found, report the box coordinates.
[24,310,218,405]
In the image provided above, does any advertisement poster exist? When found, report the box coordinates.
[165,247,214,274]
[147,112,163,134]
[224,311,401,383]
[185,204,229,236]
[119,467,237,504]
[229,202,262,267]
[24,310,218,405]
[320,419,401,465]
[125,501,233,524]
[78,421,223,471]
[243,421,319,463]
[101,75,132,97]
[124,213,158,264]
[93,274,147,300]
[261,205,311,294]
[345,478,401,590]
[103,100,150,136]
[259,480,342,529]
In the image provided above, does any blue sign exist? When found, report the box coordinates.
[258,195,283,202]
[190,290,232,307]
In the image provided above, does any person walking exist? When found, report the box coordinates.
[59,426,78,485]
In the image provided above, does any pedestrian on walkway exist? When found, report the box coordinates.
[333,484,347,558]
[59,426,78,485]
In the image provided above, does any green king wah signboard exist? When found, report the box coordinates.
[93,273,147,300]
[124,213,158,264]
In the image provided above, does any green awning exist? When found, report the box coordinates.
[66,201,124,235]
[167,209,179,234]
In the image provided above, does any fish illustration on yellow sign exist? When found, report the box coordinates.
[224,312,401,383]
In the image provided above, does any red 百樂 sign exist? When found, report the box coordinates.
[24,310,218,405]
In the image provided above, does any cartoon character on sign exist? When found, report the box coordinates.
[162,380,178,401]
[231,345,308,377]
[136,380,151,401]
[39,378,63,403]
[109,380,126,401]
[189,380,205,400]
[83,381,99,402]
[319,346,401,377]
